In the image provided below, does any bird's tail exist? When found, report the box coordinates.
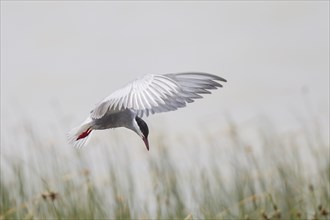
[67,117,94,148]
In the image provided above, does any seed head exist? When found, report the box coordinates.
[41,191,59,201]
[41,193,47,200]
[49,191,58,201]
[273,204,278,211]
[308,184,314,192]
[321,209,329,216]
[296,212,301,218]
[273,210,281,219]
[261,210,269,220]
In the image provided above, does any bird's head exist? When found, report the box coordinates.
[135,117,149,151]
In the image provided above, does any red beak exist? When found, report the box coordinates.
[142,136,149,151]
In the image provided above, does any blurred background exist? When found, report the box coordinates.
[1,1,329,219]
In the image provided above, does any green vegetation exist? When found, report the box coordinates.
[1,117,329,219]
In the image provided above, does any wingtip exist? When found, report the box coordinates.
[213,75,227,83]
[174,72,227,83]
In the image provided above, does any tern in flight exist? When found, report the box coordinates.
[68,72,226,150]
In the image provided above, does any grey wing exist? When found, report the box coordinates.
[90,72,226,119]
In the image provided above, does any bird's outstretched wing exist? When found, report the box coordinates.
[90,72,226,119]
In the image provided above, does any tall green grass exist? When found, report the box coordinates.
[1,115,329,219]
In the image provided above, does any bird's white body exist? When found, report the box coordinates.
[68,72,226,150]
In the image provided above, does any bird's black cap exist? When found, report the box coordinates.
[135,117,149,150]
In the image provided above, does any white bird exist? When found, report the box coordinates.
[68,72,227,150]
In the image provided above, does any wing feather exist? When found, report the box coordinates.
[90,72,226,119]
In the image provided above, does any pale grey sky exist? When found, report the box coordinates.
[1,1,329,136]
